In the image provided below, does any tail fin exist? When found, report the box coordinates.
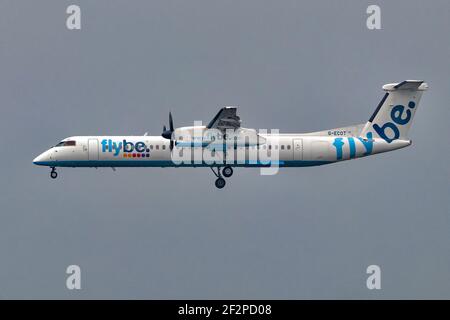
[359,80,428,143]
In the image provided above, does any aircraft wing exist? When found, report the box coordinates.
[207,106,241,131]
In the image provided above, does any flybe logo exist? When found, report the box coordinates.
[101,139,150,158]
[372,101,415,143]
[333,133,374,160]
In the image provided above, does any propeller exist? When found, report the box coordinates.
[161,112,175,149]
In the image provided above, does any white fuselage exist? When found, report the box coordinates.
[32,80,427,189]
[33,134,411,168]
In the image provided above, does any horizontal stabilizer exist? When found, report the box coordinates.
[383,80,428,91]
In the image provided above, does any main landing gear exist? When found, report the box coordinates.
[50,167,58,179]
[222,166,233,178]
[210,165,233,189]
[215,177,226,189]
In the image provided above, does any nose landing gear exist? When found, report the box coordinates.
[50,167,57,179]
[210,166,233,189]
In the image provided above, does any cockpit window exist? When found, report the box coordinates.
[55,140,76,147]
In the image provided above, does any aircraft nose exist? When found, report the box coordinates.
[33,151,50,165]
[33,154,43,165]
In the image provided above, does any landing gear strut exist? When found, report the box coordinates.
[50,167,57,179]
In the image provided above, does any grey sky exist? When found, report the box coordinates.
[0,0,449,298]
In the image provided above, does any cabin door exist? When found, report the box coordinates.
[293,139,303,161]
[88,139,99,160]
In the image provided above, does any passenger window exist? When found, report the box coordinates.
[156,145,159,150]
[150,145,153,150]
[281,145,285,150]
[287,145,291,150]
[162,145,166,150]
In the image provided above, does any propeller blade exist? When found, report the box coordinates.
[162,130,172,139]
[161,112,175,140]
[169,112,174,132]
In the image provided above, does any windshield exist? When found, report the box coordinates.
[55,140,76,147]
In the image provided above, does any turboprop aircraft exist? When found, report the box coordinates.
[33,80,428,189]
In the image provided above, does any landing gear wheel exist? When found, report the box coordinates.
[222,166,233,178]
[215,177,226,189]
[50,168,57,179]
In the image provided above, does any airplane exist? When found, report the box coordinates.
[33,80,428,189]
